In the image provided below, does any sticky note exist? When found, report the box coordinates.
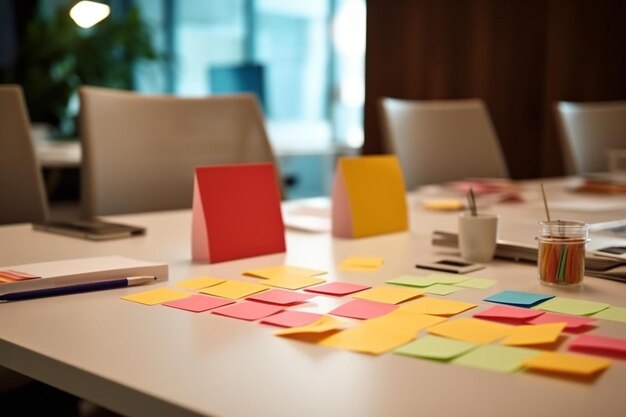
[244,265,326,279]
[263,275,326,290]
[191,164,285,263]
[423,199,464,211]
[246,289,315,305]
[162,294,234,312]
[319,325,415,355]
[591,306,626,324]
[523,351,611,376]
[395,335,477,361]
[338,257,384,271]
[525,312,596,330]
[474,305,545,323]
[212,301,284,321]
[200,280,269,299]
[121,288,190,306]
[329,299,398,320]
[453,345,540,373]
[534,297,610,316]
[400,297,477,316]
[331,155,408,238]
[275,316,344,337]
[501,323,566,346]
[422,284,464,296]
[484,290,554,307]
[568,334,626,358]
[453,278,497,289]
[364,310,447,336]
[352,286,422,304]
[176,276,225,290]
[427,318,512,344]
[260,311,323,328]
[386,275,439,288]
[426,274,469,285]
[304,282,371,296]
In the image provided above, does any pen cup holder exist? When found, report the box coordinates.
[537,220,588,286]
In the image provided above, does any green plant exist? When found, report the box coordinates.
[3,4,158,137]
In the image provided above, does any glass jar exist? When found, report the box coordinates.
[537,220,589,286]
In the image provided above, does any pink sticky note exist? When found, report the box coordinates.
[212,301,284,321]
[246,289,315,305]
[474,305,545,323]
[0,270,41,281]
[525,312,597,330]
[329,299,398,320]
[192,164,286,263]
[569,334,626,358]
[260,310,323,328]
[304,282,372,296]
[163,295,234,312]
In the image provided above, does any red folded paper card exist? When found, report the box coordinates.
[192,163,286,263]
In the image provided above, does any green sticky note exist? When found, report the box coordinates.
[427,274,469,285]
[535,297,610,316]
[423,284,464,296]
[387,275,439,287]
[454,278,497,289]
[592,306,626,324]
[394,335,477,361]
[452,345,540,373]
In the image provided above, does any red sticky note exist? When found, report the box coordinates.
[474,305,545,323]
[162,295,234,313]
[260,310,323,328]
[525,312,597,330]
[212,301,284,321]
[569,334,626,358]
[192,164,285,263]
[329,299,397,320]
[246,289,315,305]
[304,282,371,296]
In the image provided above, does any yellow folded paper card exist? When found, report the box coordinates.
[121,288,190,306]
[275,316,344,337]
[331,155,408,238]
[176,276,225,290]
[319,324,415,355]
[428,318,512,344]
[200,280,269,299]
[243,265,327,280]
[339,257,384,271]
[501,322,566,346]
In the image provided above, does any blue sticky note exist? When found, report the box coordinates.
[484,291,554,307]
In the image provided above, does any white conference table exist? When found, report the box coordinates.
[1,177,626,417]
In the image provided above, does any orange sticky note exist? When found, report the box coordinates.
[352,286,422,304]
[501,323,566,346]
[319,325,415,355]
[275,316,344,337]
[523,351,611,376]
[192,164,285,263]
[400,297,477,316]
[428,318,512,344]
[331,156,408,238]
[364,310,447,336]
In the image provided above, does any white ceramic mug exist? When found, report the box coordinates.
[458,213,499,263]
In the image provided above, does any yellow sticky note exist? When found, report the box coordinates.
[244,265,326,279]
[399,297,477,316]
[364,310,447,336]
[339,257,384,271]
[264,275,326,290]
[200,280,269,299]
[352,286,422,304]
[276,316,343,337]
[121,288,190,306]
[423,199,464,211]
[332,156,408,238]
[523,351,611,376]
[501,323,566,346]
[176,276,225,290]
[319,325,415,355]
[428,318,512,344]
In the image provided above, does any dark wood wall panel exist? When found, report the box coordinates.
[365,0,626,179]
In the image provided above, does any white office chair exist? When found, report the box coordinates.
[555,101,626,175]
[0,85,49,225]
[79,87,279,217]
[379,98,509,189]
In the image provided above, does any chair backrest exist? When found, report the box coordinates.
[555,101,626,175]
[0,84,49,225]
[379,98,509,189]
[79,87,278,217]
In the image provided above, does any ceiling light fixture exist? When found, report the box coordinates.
[69,1,111,29]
